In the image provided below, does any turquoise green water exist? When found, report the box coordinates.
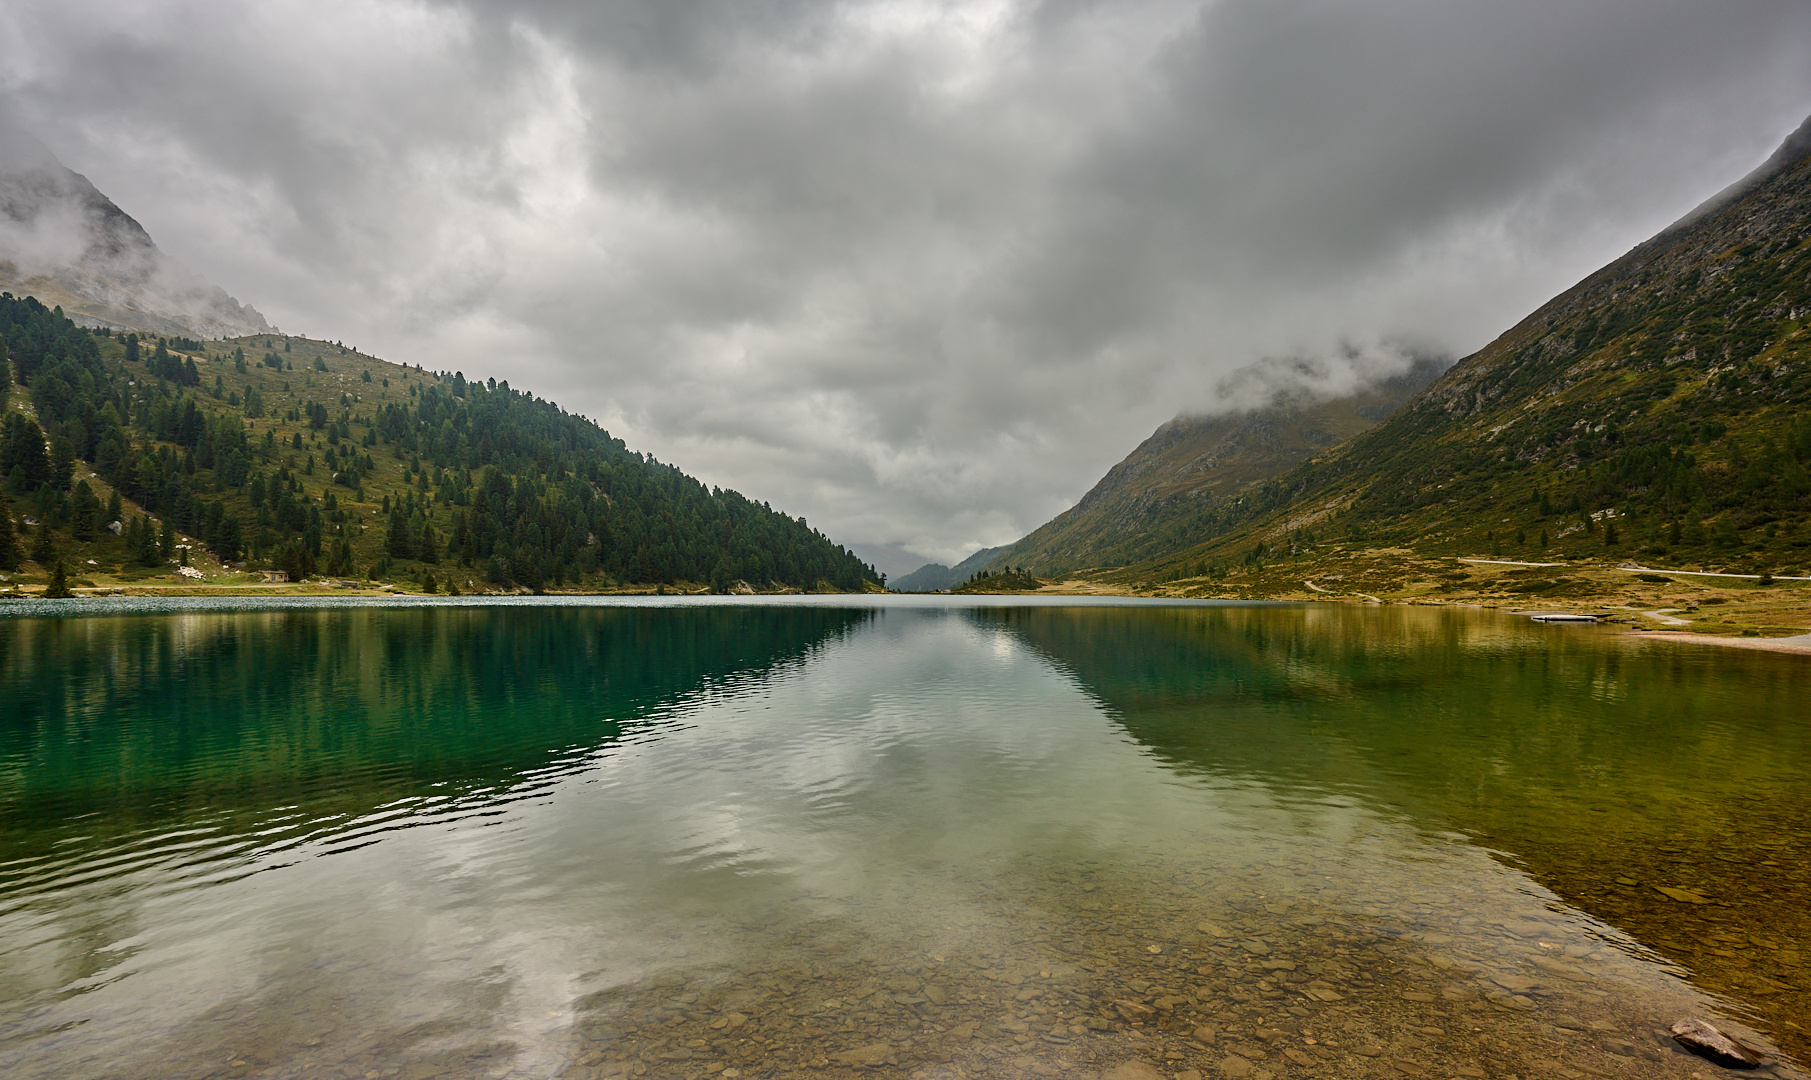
[0,598,1806,1080]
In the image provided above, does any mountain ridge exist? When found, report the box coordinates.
[1087,110,1811,589]
[979,358,1446,577]
[890,545,1008,592]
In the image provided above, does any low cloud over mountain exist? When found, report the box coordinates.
[0,117,269,338]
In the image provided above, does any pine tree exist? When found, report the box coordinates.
[386,505,412,558]
[43,560,72,598]
[49,435,75,491]
[0,413,52,491]
[0,489,18,571]
[30,521,54,566]
[128,515,155,567]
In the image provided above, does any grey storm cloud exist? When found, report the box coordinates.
[2,0,1809,565]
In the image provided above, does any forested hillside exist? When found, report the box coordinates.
[1102,114,1811,587]
[0,295,880,593]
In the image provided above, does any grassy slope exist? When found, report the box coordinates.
[1141,118,1811,582]
[7,335,453,593]
[963,118,1811,637]
[987,360,1444,575]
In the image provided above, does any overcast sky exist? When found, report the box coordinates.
[3,1,1809,568]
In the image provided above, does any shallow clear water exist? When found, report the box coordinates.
[1,597,1806,1080]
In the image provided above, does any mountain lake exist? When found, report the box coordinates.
[1,596,1807,1080]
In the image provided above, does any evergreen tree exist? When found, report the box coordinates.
[0,488,18,571]
[137,518,159,566]
[48,434,75,492]
[44,560,71,598]
[31,522,54,567]
[70,480,100,540]
[386,505,412,558]
[210,514,243,562]
[0,413,51,491]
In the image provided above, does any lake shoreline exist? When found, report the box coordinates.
[935,567,1811,649]
[1625,628,1811,654]
[16,581,1811,656]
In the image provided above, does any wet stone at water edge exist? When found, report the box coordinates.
[1670,1018,1768,1069]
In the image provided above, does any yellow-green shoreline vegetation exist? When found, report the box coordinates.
[946,551,1811,645]
[0,295,881,596]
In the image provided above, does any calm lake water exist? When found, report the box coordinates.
[2,597,1807,1080]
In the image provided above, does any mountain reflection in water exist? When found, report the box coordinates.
[0,598,1804,1080]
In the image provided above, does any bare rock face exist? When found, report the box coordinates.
[1670,1018,1766,1069]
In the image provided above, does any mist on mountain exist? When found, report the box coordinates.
[0,117,270,339]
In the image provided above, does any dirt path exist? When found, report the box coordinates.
[1628,630,1811,654]
[1616,564,1811,582]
